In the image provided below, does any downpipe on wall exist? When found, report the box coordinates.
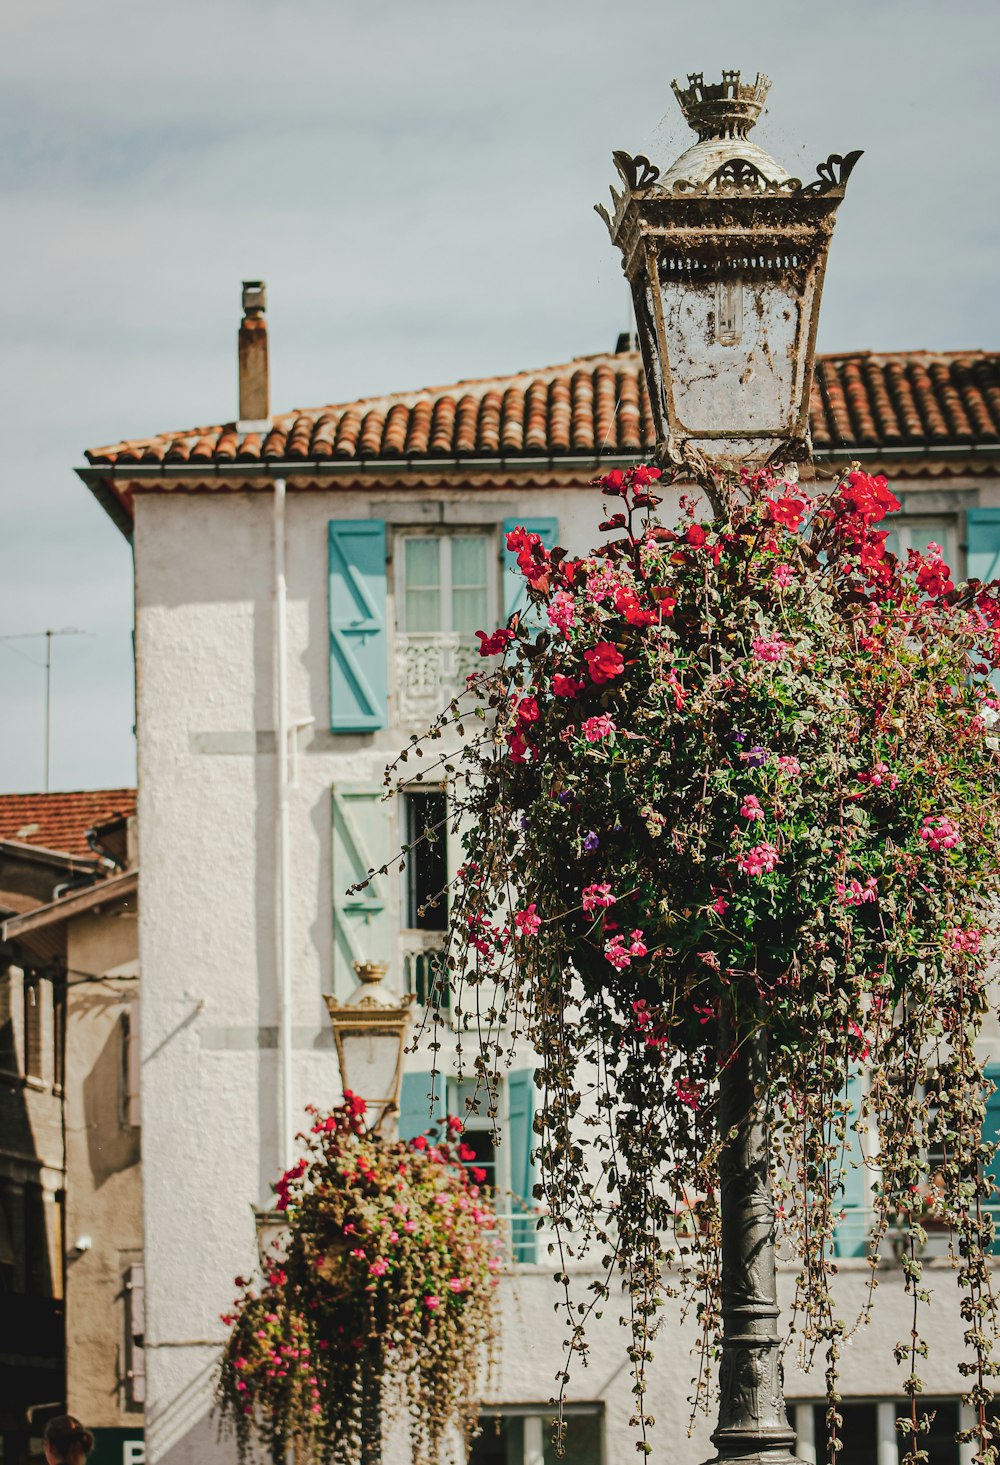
[273,476,294,1177]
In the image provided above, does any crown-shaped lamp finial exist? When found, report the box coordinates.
[671,70,771,142]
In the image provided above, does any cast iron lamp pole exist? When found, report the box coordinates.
[325,961,413,1465]
[600,72,860,1464]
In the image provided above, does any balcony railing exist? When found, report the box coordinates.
[395,633,481,727]
[400,931,449,1009]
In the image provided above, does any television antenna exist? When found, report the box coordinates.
[0,628,87,791]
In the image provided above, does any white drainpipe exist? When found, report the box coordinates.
[273,476,293,1176]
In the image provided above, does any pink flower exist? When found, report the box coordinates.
[711,896,729,915]
[776,756,801,778]
[403,1220,418,1233]
[582,883,616,914]
[859,761,898,791]
[547,591,577,636]
[514,904,542,937]
[584,641,625,684]
[835,877,878,906]
[349,1248,366,1260]
[674,1078,702,1111]
[947,927,982,954]
[752,634,791,664]
[919,815,960,852]
[424,1295,441,1310]
[737,843,780,877]
[582,714,617,742]
[740,795,764,822]
[447,1277,468,1293]
[604,936,633,970]
[585,569,619,605]
[369,1257,389,1277]
[627,929,647,956]
[772,562,795,588]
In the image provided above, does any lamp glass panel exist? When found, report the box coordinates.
[339,1027,403,1105]
[659,275,803,437]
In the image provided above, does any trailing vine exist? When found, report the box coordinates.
[385,465,1000,1462]
[217,1094,500,1464]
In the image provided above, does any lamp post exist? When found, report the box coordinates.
[600,73,860,1465]
[324,961,414,1138]
[325,962,413,1465]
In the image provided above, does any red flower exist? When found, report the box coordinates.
[614,587,657,627]
[685,524,708,547]
[475,627,514,657]
[552,673,585,698]
[600,469,625,493]
[584,642,624,684]
[632,465,662,487]
[471,1168,487,1185]
[841,471,900,524]
[508,728,529,763]
[411,1135,428,1151]
[765,496,807,531]
[516,696,540,724]
[916,559,954,598]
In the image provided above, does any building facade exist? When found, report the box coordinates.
[0,794,141,1465]
[79,299,1000,1465]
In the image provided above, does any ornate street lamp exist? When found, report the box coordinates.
[600,73,860,1465]
[325,962,414,1137]
[598,69,861,495]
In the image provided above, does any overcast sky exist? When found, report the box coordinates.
[2,0,997,794]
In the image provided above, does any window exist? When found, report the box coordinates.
[399,534,492,636]
[23,973,43,1083]
[0,967,17,1073]
[448,1078,499,1191]
[399,789,449,1008]
[124,1262,146,1408]
[801,1398,962,1465]
[468,1407,603,1465]
[883,515,960,578]
[122,1001,141,1127]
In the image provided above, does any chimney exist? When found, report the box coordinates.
[238,280,270,428]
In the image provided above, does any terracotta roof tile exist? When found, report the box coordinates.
[84,350,1000,519]
[0,790,136,859]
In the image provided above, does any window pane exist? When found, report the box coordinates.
[451,537,489,636]
[404,792,448,931]
[815,1403,878,1465]
[404,539,441,632]
[468,1414,521,1465]
[897,1401,960,1465]
[542,1412,602,1465]
[450,1079,498,1189]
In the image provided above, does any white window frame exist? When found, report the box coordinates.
[393,530,499,635]
[446,1074,510,1199]
[884,513,961,579]
[470,1403,604,1465]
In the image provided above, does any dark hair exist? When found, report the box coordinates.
[44,1417,94,1464]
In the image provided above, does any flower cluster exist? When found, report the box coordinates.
[386,463,1000,1460]
[218,1096,498,1464]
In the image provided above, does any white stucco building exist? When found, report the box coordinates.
[79,291,1000,1465]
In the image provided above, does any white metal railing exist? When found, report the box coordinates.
[395,633,481,727]
[400,932,449,1009]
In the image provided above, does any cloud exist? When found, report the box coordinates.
[2,0,997,789]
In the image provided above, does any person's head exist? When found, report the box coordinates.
[43,1417,94,1465]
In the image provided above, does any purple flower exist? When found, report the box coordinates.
[520,815,530,830]
[558,791,572,804]
[746,746,768,767]
[583,831,600,853]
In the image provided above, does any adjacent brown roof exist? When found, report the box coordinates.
[0,791,137,859]
[80,348,1000,536]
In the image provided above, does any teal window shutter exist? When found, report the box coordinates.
[398,1071,436,1142]
[832,1069,868,1258]
[503,518,559,623]
[328,519,388,732]
[982,1063,1000,1255]
[966,510,1000,584]
[331,784,390,995]
[507,1069,536,1263]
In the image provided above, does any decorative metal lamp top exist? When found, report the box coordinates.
[597,70,862,477]
[671,69,770,142]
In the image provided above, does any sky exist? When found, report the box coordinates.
[2,0,998,794]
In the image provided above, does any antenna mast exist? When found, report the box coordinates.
[0,628,86,790]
